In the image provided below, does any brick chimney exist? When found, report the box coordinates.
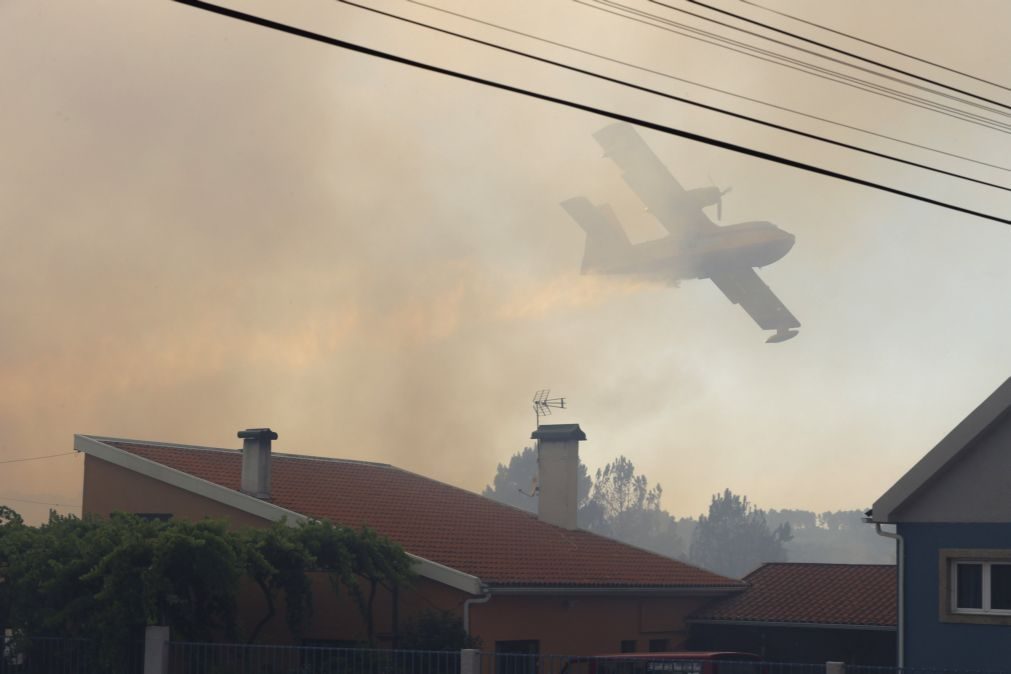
[239,427,277,499]
[532,423,586,530]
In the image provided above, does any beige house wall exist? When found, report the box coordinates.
[470,594,714,655]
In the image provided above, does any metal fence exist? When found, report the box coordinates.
[167,643,462,674]
[476,655,1011,674]
[8,638,1011,674]
[477,653,825,674]
[0,635,143,674]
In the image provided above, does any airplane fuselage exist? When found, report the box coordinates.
[589,220,795,283]
[565,123,801,342]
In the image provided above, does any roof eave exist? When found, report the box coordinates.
[485,585,744,596]
[872,377,1011,523]
[688,618,895,632]
[74,434,484,596]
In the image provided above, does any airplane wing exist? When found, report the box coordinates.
[593,123,716,241]
[710,267,800,342]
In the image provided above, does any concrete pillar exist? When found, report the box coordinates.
[144,625,170,674]
[825,661,845,674]
[461,648,481,674]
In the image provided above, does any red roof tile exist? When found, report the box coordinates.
[691,563,896,627]
[106,441,741,590]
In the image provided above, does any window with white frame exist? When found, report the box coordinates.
[951,561,1011,614]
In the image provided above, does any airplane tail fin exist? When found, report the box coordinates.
[560,197,632,274]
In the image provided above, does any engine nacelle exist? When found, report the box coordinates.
[684,186,722,209]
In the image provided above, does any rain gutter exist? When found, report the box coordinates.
[875,523,904,668]
[463,589,492,636]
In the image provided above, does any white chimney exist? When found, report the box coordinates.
[532,423,586,530]
[239,427,277,499]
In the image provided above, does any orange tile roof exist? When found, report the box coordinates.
[691,563,896,627]
[107,441,740,590]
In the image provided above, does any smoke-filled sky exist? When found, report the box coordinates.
[3,0,1010,525]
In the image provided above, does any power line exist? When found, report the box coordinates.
[589,0,1011,132]
[346,0,1010,192]
[0,451,77,465]
[659,0,1011,113]
[740,0,1011,95]
[400,0,1011,174]
[583,0,1011,134]
[0,496,78,508]
[168,0,1011,227]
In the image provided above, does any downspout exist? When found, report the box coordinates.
[463,588,492,637]
[875,523,904,669]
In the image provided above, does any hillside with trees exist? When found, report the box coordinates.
[484,449,894,578]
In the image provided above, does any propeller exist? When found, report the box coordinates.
[708,174,733,220]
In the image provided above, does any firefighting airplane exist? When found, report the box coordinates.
[562,124,800,343]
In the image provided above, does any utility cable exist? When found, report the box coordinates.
[0,451,77,465]
[400,0,1011,174]
[349,0,1010,192]
[740,0,1011,95]
[656,0,1011,113]
[583,0,1011,134]
[168,0,1011,226]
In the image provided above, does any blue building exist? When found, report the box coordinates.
[872,378,1011,670]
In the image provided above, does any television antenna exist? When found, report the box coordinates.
[532,389,566,427]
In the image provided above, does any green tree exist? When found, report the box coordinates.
[482,447,594,521]
[140,518,244,641]
[483,451,684,558]
[9,513,111,639]
[5,513,150,668]
[680,508,894,565]
[343,527,415,645]
[766,508,817,531]
[243,522,315,643]
[0,506,25,641]
[4,513,243,654]
[689,489,791,578]
[397,609,479,650]
[0,508,419,652]
[588,456,684,559]
[297,520,414,646]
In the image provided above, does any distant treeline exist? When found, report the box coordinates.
[765,508,895,565]
[484,448,894,578]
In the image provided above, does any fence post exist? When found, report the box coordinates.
[461,648,481,674]
[144,625,170,674]
[825,661,845,674]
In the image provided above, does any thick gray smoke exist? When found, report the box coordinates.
[2,0,1010,524]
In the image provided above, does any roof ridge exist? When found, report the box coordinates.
[101,436,392,468]
[93,435,240,453]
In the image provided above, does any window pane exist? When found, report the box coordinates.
[991,564,1011,610]
[957,563,983,609]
